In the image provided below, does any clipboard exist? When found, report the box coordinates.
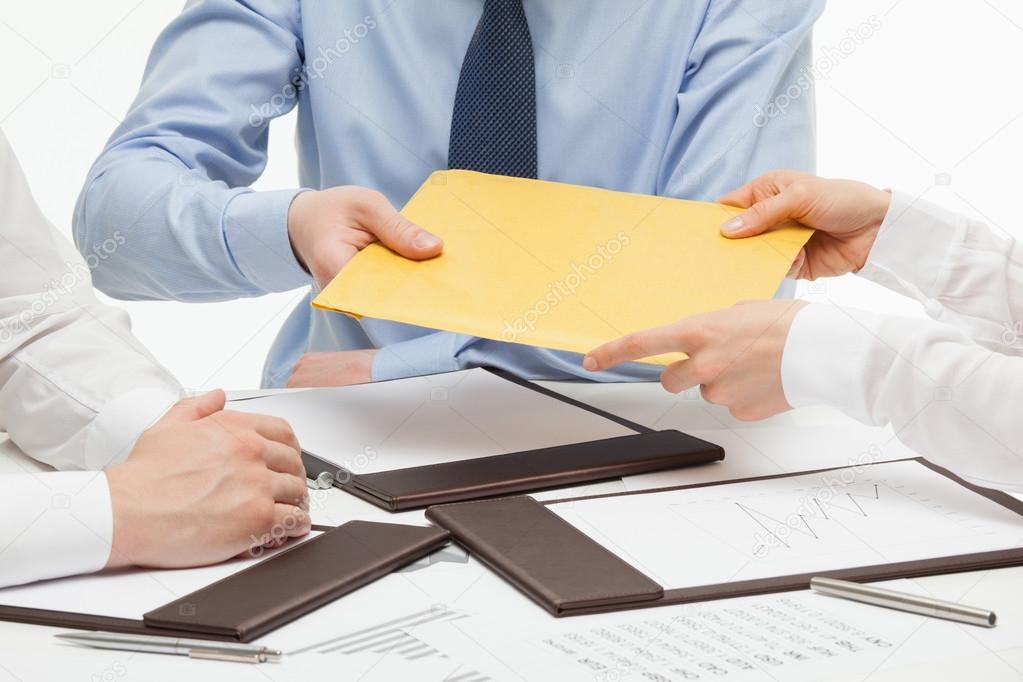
[237,368,725,512]
[426,458,1023,617]
[0,521,449,641]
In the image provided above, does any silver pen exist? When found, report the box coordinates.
[810,576,996,628]
[55,632,283,663]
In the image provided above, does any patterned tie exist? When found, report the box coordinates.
[448,0,537,178]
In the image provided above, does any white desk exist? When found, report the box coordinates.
[1,382,1021,681]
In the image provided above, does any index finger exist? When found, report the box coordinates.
[583,321,705,372]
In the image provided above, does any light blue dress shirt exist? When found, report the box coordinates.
[74,0,823,387]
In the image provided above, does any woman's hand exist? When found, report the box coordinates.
[584,300,807,421]
[719,170,891,280]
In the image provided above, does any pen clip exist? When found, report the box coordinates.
[188,647,281,664]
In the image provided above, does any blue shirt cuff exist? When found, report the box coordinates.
[371,332,464,381]
[223,188,312,293]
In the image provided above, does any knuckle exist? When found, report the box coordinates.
[353,188,387,221]
[309,254,332,279]
[686,320,711,346]
[746,202,768,222]
[248,499,276,530]
[387,214,415,241]
[788,180,811,203]
[701,383,724,404]
[234,433,265,460]
[276,419,297,444]
[690,361,714,384]
[215,410,241,426]
[287,450,305,476]
[622,335,648,359]
[361,188,387,205]
[730,406,756,422]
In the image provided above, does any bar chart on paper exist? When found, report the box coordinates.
[549,460,1023,588]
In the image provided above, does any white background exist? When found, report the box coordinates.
[1,0,1020,389]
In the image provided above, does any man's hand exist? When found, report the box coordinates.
[718,171,891,280]
[287,349,377,388]
[105,390,310,569]
[584,300,807,421]
[288,187,443,286]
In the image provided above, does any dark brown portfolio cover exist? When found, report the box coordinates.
[299,369,724,511]
[343,428,724,511]
[426,459,1023,617]
[0,521,450,641]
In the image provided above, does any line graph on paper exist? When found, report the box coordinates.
[548,460,1023,590]
[731,483,883,556]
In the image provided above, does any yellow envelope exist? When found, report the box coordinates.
[313,171,811,364]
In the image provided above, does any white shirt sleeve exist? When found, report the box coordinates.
[0,131,182,470]
[0,472,114,587]
[858,190,1023,354]
[0,130,182,586]
[782,191,1023,492]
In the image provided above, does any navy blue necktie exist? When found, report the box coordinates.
[448,0,537,178]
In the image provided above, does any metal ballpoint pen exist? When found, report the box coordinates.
[810,577,997,628]
[55,632,283,663]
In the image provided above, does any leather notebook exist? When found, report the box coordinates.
[0,521,450,641]
[295,369,725,511]
[426,458,1023,617]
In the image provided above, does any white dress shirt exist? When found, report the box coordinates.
[783,191,1023,493]
[0,131,182,587]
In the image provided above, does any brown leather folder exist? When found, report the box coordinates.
[304,369,725,511]
[426,458,1023,617]
[0,521,450,641]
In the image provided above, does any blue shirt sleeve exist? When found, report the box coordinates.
[657,0,824,200]
[73,0,311,302]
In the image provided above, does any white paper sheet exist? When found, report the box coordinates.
[412,578,1023,682]
[622,414,919,492]
[549,459,1023,588]
[228,368,634,475]
[0,532,320,620]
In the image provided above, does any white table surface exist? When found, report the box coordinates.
[0,381,1021,681]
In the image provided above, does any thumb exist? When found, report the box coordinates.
[359,193,443,260]
[720,189,802,239]
[162,389,226,423]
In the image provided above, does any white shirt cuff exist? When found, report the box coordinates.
[0,472,113,587]
[781,303,897,424]
[84,388,180,469]
[859,190,965,299]
[222,188,312,293]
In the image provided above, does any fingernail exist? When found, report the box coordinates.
[414,232,442,249]
[720,215,745,235]
[582,356,598,371]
